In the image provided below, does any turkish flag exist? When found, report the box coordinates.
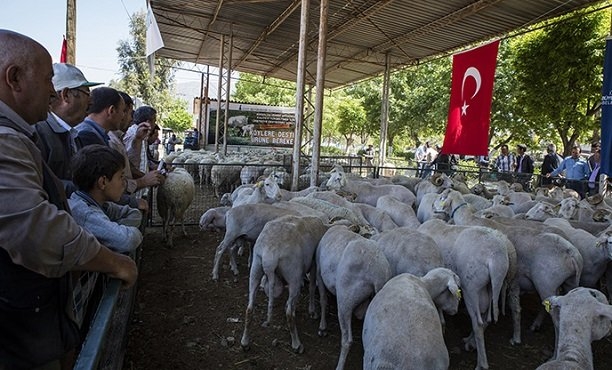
[442,40,499,156]
[60,36,67,63]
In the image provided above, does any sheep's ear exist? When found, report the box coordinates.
[447,280,461,300]
[542,295,562,313]
[594,302,612,321]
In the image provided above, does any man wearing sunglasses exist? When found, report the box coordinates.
[35,63,102,196]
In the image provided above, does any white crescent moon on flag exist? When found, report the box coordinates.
[461,67,481,100]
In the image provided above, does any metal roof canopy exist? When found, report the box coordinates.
[151,0,604,90]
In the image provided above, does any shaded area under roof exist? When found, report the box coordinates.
[151,0,605,89]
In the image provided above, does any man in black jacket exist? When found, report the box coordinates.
[515,144,534,191]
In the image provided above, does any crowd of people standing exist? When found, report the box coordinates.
[0,29,170,369]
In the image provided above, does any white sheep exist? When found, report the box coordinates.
[362,269,461,370]
[240,215,329,354]
[211,203,305,281]
[375,194,421,228]
[370,227,443,277]
[198,206,230,232]
[418,219,515,369]
[231,175,282,207]
[157,167,195,248]
[536,287,612,370]
[433,189,584,337]
[326,166,416,207]
[316,225,392,370]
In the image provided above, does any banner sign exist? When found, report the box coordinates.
[207,102,296,147]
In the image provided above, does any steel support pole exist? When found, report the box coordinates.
[291,0,310,190]
[215,35,225,153]
[223,33,233,155]
[380,52,391,165]
[311,0,328,187]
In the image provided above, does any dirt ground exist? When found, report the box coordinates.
[123,226,612,370]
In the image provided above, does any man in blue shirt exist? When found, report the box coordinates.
[546,145,590,198]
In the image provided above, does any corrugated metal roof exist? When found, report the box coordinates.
[151,0,606,89]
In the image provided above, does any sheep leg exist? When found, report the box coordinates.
[334,293,355,370]
[529,306,548,332]
[316,267,329,337]
[212,238,235,281]
[461,290,490,369]
[263,266,278,328]
[240,255,264,351]
[507,280,522,345]
[307,266,318,319]
[285,274,304,354]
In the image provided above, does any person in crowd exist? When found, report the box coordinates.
[588,148,601,196]
[192,127,200,148]
[493,144,515,182]
[146,124,162,171]
[166,133,179,154]
[515,143,534,191]
[123,105,157,173]
[432,146,458,175]
[69,145,143,253]
[35,63,102,196]
[75,86,125,148]
[420,144,439,178]
[0,29,137,370]
[108,92,164,212]
[363,144,375,166]
[540,143,563,187]
[588,141,600,170]
[414,140,430,176]
[547,145,591,199]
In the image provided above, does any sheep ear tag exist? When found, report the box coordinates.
[256,181,264,188]
[543,299,551,313]
[455,289,462,300]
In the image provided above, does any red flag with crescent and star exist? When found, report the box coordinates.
[60,35,67,63]
[442,40,499,156]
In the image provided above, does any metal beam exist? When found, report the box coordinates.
[235,0,302,69]
[310,0,328,188]
[268,0,394,76]
[324,0,501,74]
[292,0,310,191]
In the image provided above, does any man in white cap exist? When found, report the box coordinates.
[35,63,102,195]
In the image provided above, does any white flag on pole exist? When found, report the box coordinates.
[146,2,164,57]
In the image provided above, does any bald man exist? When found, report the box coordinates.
[0,30,137,369]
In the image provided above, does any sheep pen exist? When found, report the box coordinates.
[123,225,612,370]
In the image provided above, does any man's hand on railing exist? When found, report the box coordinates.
[76,246,138,289]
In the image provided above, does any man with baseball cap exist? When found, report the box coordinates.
[35,63,102,195]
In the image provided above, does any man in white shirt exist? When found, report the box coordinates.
[35,63,102,195]
[414,141,430,177]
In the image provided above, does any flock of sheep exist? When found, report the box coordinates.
[155,147,612,370]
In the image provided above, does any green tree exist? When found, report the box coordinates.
[336,97,367,153]
[115,11,177,108]
[233,73,296,106]
[161,97,193,133]
[512,10,606,155]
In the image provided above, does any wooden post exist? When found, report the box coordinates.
[66,0,76,64]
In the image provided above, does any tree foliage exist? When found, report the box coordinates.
[512,11,606,155]
[115,11,177,109]
[161,97,193,133]
[233,73,296,106]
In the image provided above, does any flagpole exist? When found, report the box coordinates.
[65,0,76,64]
